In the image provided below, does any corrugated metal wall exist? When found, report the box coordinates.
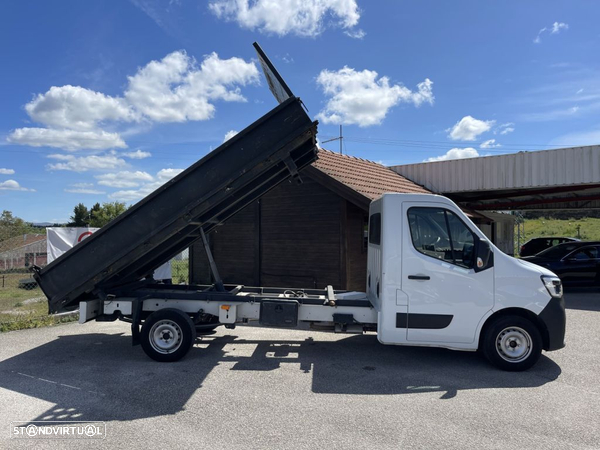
[391,145,600,193]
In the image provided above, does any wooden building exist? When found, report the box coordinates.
[190,150,434,291]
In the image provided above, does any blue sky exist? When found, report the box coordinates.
[1,1,599,222]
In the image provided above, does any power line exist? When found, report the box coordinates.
[0,135,592,159]
[318,135,579,149]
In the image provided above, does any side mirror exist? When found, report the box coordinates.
[474,239,493,272]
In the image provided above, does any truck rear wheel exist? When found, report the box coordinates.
[482,315,542,371]
[141,309,196,362]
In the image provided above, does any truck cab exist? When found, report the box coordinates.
[367,193,566,371]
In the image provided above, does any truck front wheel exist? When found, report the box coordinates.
[141,309,196,362]
[482,316,542,371]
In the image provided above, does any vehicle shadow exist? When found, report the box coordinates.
[564,290,600,312]
[0,330,561,424]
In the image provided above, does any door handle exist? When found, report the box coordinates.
[408,275,430,280]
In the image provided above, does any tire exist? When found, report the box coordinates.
[141,309,196,362]
[482,315,542,371]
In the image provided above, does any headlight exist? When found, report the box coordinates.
[541,275,563,299]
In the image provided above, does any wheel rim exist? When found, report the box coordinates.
[496,326,533,363]
[149,319,183,354]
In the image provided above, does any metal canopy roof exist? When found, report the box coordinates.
[391,145,600,210]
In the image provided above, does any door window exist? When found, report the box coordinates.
[408,207,475,268]
[568,247,599,260]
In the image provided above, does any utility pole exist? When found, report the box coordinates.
[322,125,344,154]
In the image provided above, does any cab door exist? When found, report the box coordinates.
[401,204,494,344]
[560,246,600,286]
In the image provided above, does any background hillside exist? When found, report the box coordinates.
[519,218,600,252]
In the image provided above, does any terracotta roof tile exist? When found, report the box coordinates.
[311,149,431,200]
[0,234,45,253]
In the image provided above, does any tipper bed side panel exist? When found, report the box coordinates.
[34,97,318,313]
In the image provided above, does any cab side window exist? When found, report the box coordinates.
[408,207,475,268]
[369,213,381,245]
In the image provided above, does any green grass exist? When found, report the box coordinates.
[521,217,600,243]
[171,259,189,284]
[0,273,44,309]
[0,259,189,332]
[0,311,77,332]
[0,272,77,332]
[0,273,44,307]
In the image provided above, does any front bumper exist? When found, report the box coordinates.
[538,295,566,351]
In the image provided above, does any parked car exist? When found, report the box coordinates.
[519,237,579,257]
[521,241,600,287]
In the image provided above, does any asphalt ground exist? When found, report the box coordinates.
[1,291,599,450]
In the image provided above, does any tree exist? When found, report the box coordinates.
[67,201,128,229]
[89,202,128,228]
[68,203,90,227]
[90,202,101,220]
[0,210,37,243]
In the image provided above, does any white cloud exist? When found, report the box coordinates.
[550,127,600,147]
[480,139,501,149]
[109,168,185,202]
[0,168,15,175]
[520,105,582,122]
[208,0,360,37]
[24,85,136,131]
[534,21,569,43]
[496,122,515,135]
[8,50,258,152]
[316,67,434,127]
[551,22,569,34]
[281,54,294,64]
[64,183,106,195]
[125,51,259,123]
[7,128,127,151]
[0,179,35,191]
[344,28,366,39]
[96,171,154,188]
[109,183,161,202]
[223,130,238,142]
[123,149,152,159]
[157,168,184,180]
[447,116,494,141]
[426,148,479,162]
[47,154,127,172]
[515,75,600,122]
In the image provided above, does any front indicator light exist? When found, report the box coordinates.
[541,275,563,299]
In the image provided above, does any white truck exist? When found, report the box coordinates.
[69,193,562,372]
[33,44,565,372]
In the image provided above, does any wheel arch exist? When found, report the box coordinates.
[478,307,550,351]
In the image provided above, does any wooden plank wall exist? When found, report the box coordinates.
[190,202,258,286]
[191,177,346,289]
[260,178,342,289]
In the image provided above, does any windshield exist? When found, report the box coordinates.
[535,243,581,259]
